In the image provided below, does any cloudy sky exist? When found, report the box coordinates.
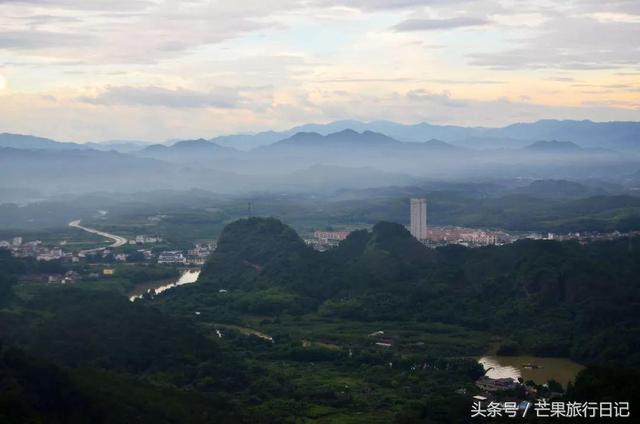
[0,0,638,142]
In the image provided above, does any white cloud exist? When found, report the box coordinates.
[79,86,243,108]
[392,17,490,31]
[471,16,640,70]
[0,30,90,49]
[406,89,467,107]
[0,0,152,11]
[0,0,638,140]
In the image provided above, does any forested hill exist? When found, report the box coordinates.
[188,218,640,367]
[1,220,639,422]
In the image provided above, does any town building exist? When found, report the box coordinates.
[62,271,80,284]
[475,376,519,392]
[48,274,63,284]
[306,230,352,251]
[36,248,63,261]
[410,198,428,240]
[132,235,163,244]
[46,271,80,285]
[313,230,351,243]
[158,250,186,264]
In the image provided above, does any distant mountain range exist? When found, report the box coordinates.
[0,133,155,153]
[524,140,583,152]
[3,119,639,153]
[136,138,240,163]
[258,129,461,153]
[0,133,84,150]
[514,179,609,199]
[269,129,398,149]
[86,140,156,153]
[1,120,640,198]
[209,119,640,151]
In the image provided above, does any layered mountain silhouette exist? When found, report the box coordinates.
[136,138,240,163]
[524,140,584,153]
[0,133,153,152]
[269,129,398,148]
[0,133,85,150]
[209,119,640,150]
[1,120,639,197]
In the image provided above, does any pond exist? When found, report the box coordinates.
[478,354,585,388]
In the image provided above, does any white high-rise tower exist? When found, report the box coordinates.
[410,198,428,240]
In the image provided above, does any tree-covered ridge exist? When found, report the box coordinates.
[0,344,249,424]
[0,245,486,423]
[1,217,639,422]
[0,246,256,422]
[203,217,312,282]
[188,218,640,367]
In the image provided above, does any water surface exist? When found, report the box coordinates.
[478,355,584,388]
[129,269,200,301]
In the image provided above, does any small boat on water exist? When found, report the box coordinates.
[522,363,541,369]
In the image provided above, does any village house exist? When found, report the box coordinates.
[475,376,519,392]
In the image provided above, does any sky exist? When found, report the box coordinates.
[0,0,638,142]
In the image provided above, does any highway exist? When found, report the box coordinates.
[69,219,128,254]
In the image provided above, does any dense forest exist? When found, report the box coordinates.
[3,186,640,240]
[1,219,639,422]
[161,218,640,367]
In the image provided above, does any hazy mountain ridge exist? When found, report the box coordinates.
[210,119,640,151]
[0,133,86,151]
[514,179,608,199]
[85,140,156,153]
[0,133,157,154]
[525,140,583,151]
[135,138,240,163]
[2,122,640,197]
[4,119,639,153]
[269,129,399,148]
[0,146,257,195]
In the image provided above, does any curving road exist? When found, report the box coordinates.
[69,219,128,254]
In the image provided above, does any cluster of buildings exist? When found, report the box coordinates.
[157,250,186,264]
[82,248,151,262]
[409,197,640,247]
[47,270,81,285]
[305,230,352,251]
[186,241,217,265]
[542,230,640,243]
[0,236,22,249]
[0,237,79,262]
[472,374,565,417]
[475,376,520,393]
[0,234,216,267]
[129,235,163,245]
[410,198,504,247]
[158,241,216,265]
[302,198,640,252]
[424,227,509,247]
